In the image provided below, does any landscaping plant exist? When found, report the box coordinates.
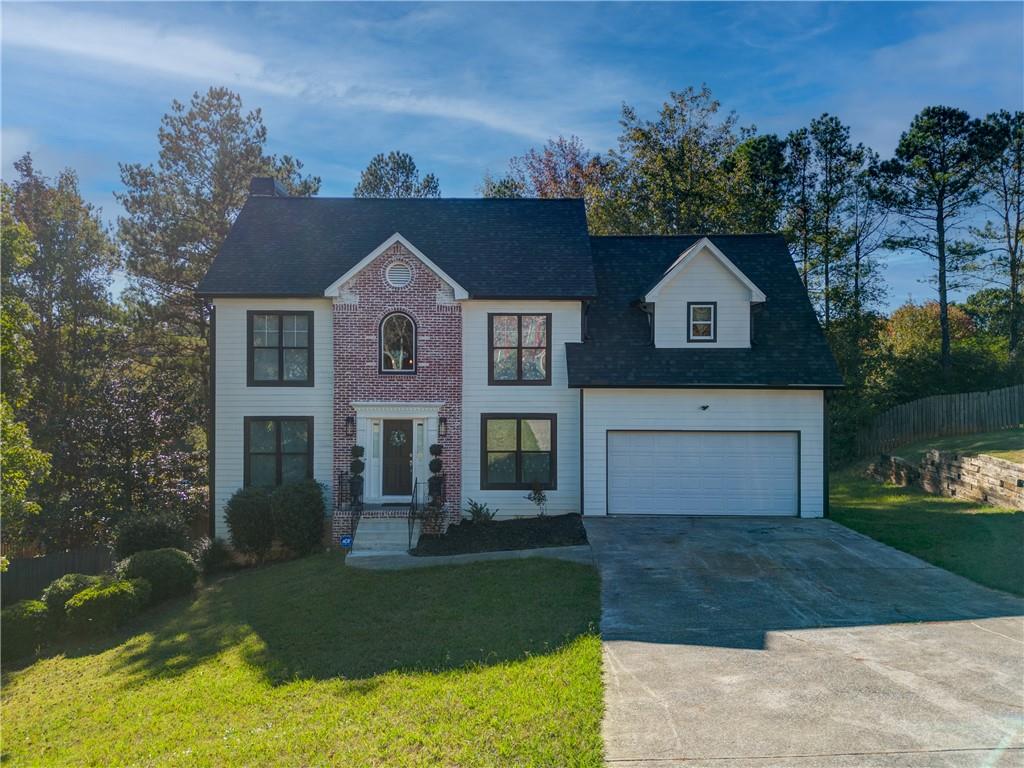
[270,480,326,556]
[1,600,48,661]
[192,536,236,575]
[525,483,548,516]
[41,573,111,622]
[114,513,190,558]
[463,498,496,523]
[225,486,275,561]
[118,548,199,604]
[349,445,365,508]
[64,579,151,635]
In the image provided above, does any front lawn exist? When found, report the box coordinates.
[885,427,1024,464]
[413,513,588,556]
[2,555,603,767]
[830,469,1024,596]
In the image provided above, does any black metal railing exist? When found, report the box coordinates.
[407,474,446,551]
[336,470,364,531]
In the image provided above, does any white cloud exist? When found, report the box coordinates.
[1,4,560,141]
[2,5,296,96]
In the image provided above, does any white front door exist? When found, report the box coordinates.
[606,431,799,516]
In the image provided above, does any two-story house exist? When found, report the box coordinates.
[197,178,842,547]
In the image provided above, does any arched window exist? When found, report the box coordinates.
[380,313,416,373]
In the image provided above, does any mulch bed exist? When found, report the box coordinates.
[411,513,588,556]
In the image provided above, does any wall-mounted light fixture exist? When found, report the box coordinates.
[438,416,447,437]
[700,405,710,411]
[345,416,355,437]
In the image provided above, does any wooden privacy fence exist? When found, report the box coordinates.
[2,546,114,605]
[856,384,1024,457]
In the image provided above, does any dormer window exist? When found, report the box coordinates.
[687,302,716,343]
[380,312,416,373]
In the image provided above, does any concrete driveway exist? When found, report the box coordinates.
[585,517,1024,768]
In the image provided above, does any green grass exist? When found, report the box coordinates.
[2,555,603,767]
[887,427,1024,464]
[831,468,1024,596]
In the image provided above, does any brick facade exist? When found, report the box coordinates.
[330,243,463,542]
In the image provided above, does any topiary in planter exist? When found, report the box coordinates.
[225,487,275,561]
[429,443,443,457]
[117,548,198,604]
[270,480,326,556]
[64,579,150,636]
[1,600,48,661]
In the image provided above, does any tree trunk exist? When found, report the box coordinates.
[936,209,952,380]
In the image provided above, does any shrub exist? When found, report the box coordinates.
[192,536,235,575]
[429,443,443,456]
[224,487,274,560]
[428,457,443,474]
[41,573,111,619]
[114,514,189,558]
[118,548,198,604]
[463,498,496,523]
[271,480,326,556]
[1,600,48,661]
[64,579,150,636]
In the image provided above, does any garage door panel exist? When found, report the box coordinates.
[607,431,798,516]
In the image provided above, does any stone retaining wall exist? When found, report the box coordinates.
[868,451,1023,509]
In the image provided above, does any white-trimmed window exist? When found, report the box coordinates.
[687,302,716,343]
[380,312,416,373]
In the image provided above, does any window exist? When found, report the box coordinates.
[488,313,551,385]
[248,311,313,386]
[481,414,556,490]
[244,417,313,487]
[687,302,717,343]
[380,313,416,373]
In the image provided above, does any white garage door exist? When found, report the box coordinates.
[607,431,799,516]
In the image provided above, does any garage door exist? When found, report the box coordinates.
[607,431,799,516]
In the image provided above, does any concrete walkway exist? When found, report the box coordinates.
[344,543,593,570]
[585,517,1024,768]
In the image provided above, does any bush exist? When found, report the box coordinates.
[271,480,325,556]
[192,536,235,575]
[1,600,48,661]
[225,487,274,560]
[429,443,443,456]
[463,498,496,523]
[64,579,150,636]
[114,514,189,558]
[118,548,198,604]
[41,573,111,619]
[428,457,443,474]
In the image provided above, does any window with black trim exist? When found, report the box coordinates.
[244,417,313,487]
[380,312,416,373]
[488,313,551,385]
[481,414,556,489]
[248,311,313,385]
[687,302,717,342]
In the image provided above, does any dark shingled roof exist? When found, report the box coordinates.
[197,196,596,299]
[566,235,843,388]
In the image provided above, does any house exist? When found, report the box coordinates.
[197,177,843,544]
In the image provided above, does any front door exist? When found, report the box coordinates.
[382,419,414,496]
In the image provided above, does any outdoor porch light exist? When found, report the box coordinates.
[438,416,447,437]
[345,416,355,437]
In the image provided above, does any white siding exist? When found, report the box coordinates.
[461,300,582,517]
[582,388,825,518]
[212,298,334,536]
[654,249,752,348]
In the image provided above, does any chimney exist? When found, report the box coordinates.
[249,177,289,197]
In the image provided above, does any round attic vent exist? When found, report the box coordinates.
[386,261,413,288]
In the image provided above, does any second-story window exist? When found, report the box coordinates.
[488,313,551,385]
[248,311,313,386]
[687,302,717,343]
[380,312,416,373]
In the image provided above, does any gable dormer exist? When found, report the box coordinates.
[643,237,766,349]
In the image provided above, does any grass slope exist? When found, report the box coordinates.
[887,427,1024,464]
[831,469,1024,596]
[2,555,603,767]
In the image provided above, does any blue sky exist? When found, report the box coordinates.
[2,2,1022,307]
